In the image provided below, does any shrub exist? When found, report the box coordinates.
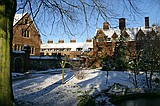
[74,70,86,80]
[77,95,96,106]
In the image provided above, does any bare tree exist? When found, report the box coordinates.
[136,29,160,88]
[0,0,152,105]
[16,0,144,37]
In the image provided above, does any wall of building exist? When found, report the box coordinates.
[12,13,41,56]
[41,39,93,58]
[12,45,30,73]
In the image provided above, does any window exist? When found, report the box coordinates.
[88,48,93,51]
[25,19,28,24]
[108,46,111,51]
[13,44,17,50]
[22,29,30,38]
[31,47,35,55]
[67,48,71,51]
[76,48,82,51]
[97,37,104,42]
[17,45,20,51]
[59,48,64,51]
[19,45,22,51]
[40,53,44,56]
[98,47,102,51]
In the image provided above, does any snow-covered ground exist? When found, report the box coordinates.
[12,69,160,106]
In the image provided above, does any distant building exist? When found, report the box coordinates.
[12,12,41,56]
[40,39,93,58]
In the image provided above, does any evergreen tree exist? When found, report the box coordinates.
[114,34,128,71]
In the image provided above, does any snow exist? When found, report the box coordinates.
[41,42,93,52]
[12,69,160,106]
[30,56,56,59]
[94,26,154,41]
[12,73,25,80]
[13,12,27,26]
[12,50,25,54]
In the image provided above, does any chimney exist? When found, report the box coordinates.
[86,38,92,42]
[70,39,76,43]
[119,18,126,31]
[58,39,64,43]
[47,40,53,43]
[103,22,109,30]
[145,17,149,28]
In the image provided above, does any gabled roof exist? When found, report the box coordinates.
[136,28,145,38]
[150,29,156,36]
[13,12,28,26]
[122,30,129,38]
[112,32,118,38]
[97,29,105,35]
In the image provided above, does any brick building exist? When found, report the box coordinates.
[41,38,93,58]
[12,12,41,56]
[92,17,157,67]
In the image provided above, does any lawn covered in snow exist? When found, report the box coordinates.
[12,69,160,106]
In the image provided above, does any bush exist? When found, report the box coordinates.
[77,95,96,106]
[74,70,86,80]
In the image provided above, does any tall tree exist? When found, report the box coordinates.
[140,30,160,88]
[136,29,160,88]
[0,0,16,106]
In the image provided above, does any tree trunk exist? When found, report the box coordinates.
[0,0,16,105]
[134,63,138,88]
[149,70,153,88]
[62,66,65,84]
[145,70,149,88]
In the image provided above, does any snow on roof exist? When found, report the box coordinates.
[95,27,153,41]
[41,42,93,51]
[13,12,27,26]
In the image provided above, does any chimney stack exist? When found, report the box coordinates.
[70,39,76,43]
[58,39,64,43]
[103,22,109,30]
[119,18,126,31]
[86,38,92,42]
[145,17,149,28]
[47,40,53,43]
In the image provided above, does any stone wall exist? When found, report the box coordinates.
[29,56,60,71]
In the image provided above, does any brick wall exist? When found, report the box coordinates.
[12,13,41,56]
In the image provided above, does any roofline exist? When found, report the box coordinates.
[13,12,28,27]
